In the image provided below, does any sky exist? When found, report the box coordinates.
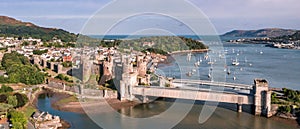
[1,0,300,35]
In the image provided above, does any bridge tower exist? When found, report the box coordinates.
[253,79,272,117]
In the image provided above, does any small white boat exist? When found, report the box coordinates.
[192,69,197,72]
[232,57,239,66]
[260,50,263,54]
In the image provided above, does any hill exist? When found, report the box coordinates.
[117,36,208,55]
[275,31,300,41]
[0,16,77,42]
[222,28,297,38]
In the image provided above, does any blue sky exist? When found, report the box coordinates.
[1,0,300,35]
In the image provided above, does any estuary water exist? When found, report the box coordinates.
[158,43,300,90]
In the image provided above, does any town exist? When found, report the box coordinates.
[228,36,300,49]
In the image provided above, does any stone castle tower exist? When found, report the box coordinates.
[114,55,137,101]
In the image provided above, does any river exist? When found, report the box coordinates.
[37,43,300,129]
[158,43,300,90]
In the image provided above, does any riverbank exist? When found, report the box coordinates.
[32,88,71,129]
[270,115,299,128]
[169,49,209,54]
[33,88,139,114]
[51,94,139,114]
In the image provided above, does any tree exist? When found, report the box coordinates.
[1,52,46,85]
[14,93,28,108]
[21,41,29,46]
[33,49,48,55]
[0,85,13,93]
[7,95,18,108]
[8,110,27,129]
[0,94,8,103]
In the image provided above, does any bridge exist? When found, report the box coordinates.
[118,78,272,117]
[172,79,253,90]
[113,55,272,117]
[132,86,253,115]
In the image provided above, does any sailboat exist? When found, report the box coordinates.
[232,57,239,66]
[227,67,231,75]
[233,72,237,80]
[208,69,212,79]
[187,53,192,62]
[195,59,201,67]
[204,53,209,60]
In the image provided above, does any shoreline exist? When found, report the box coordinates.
[169,49,209,54]
[32,88,71,129]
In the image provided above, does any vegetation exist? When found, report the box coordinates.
[278,105,292,114]
[282,88,300,103]
[274,31,300,41]
[55,74,73,83]
[8,110,27,129]
[21,41,29,46]
[117,36,208,55]
[100,39,122,48]
[0,103,13,117]
[61,61,72,68]
[76,36,208,55]
[22,104,36,118]
[33,49,48,55]
[0,52,46,84]
[0,85,29,129]
[0,85,14,93]
[142,48,168,55]
[7,95,18,108]
[14,93,28,108]
[42,42,75,48]
[0,24,77,42]
[272,88,300,116]
[56,95,78,105]
[1,51,30,68]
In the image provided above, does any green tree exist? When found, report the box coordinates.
[0,85,14,93]
[21,41,29,46]
[14,93,28,108]
[8,110,27,129]
[7,95,18,108]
